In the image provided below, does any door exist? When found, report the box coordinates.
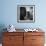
[24,33,32,46]
[32,35,45,46]
[3,32,24,46]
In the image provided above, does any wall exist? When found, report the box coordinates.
[0,0,46,29]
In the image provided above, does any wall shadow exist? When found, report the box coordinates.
[0,24,7,43]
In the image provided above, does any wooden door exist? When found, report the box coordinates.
[2,32,23,46]
[24,32,45,46]
[32,35,45,46]
[24,33,32,46]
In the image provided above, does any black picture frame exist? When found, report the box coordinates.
[17,5,35,23]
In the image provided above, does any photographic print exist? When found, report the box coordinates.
[17,5,35,23]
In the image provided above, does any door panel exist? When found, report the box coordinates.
[3,33,23,46]
[24,36,32,46]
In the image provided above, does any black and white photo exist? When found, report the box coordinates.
[17,5,35,23]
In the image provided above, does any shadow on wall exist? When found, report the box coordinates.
[0,24,7,43]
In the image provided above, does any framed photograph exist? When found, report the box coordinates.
[17,5,35,23]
